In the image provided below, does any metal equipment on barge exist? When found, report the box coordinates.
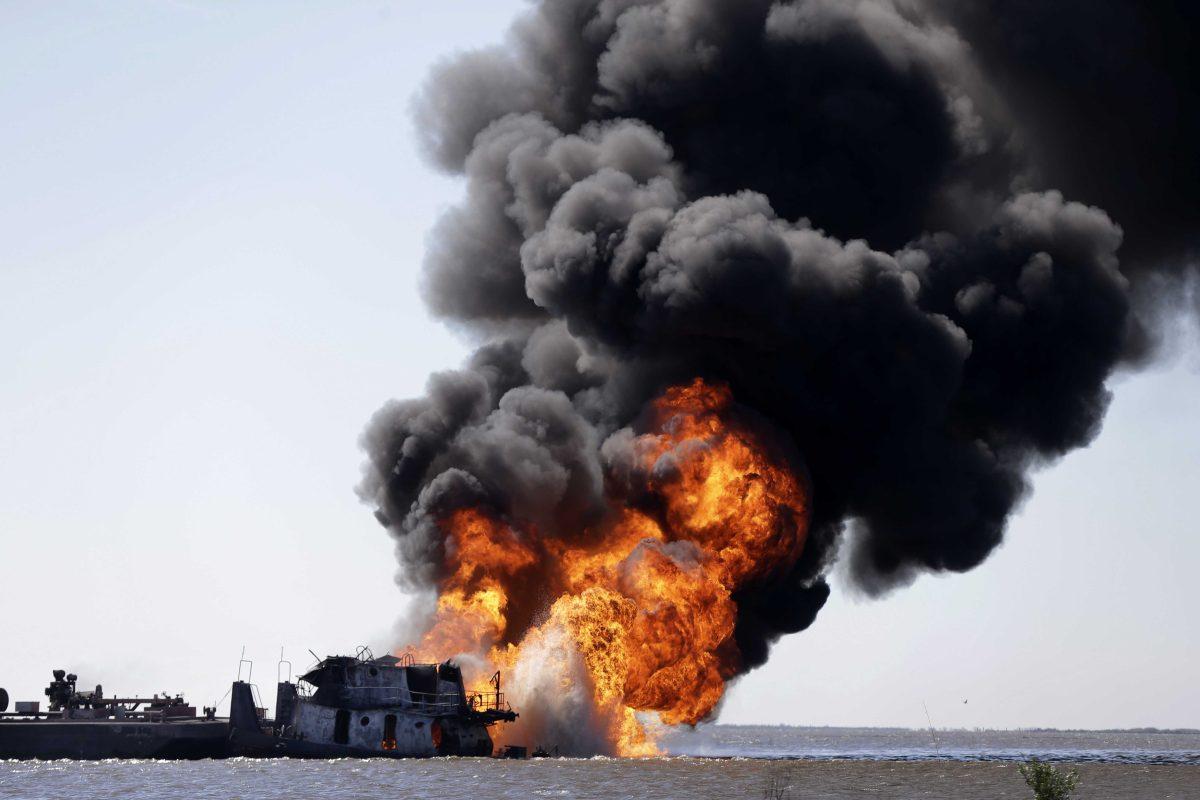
[228,648,517,758]
[0,669,228,760]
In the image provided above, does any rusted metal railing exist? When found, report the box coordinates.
[465,690,510,713]
[406,690,465,714]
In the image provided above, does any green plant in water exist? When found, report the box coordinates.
[1019,758,1080,800]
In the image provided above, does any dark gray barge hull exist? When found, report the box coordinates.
[0,720,230,760]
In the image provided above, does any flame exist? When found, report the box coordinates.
[402,379,809,755]
[416,507,537,656]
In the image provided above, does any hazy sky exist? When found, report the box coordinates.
[1,1,1196,731]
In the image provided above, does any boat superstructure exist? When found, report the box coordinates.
[229,648,517,758]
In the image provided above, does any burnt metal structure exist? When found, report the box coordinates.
[0,650,521,760]
[228,648,517,758]
[0,669,228,760]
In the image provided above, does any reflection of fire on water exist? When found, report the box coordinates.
[401,379,810,755]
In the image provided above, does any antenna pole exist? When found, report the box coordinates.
[237,647,253,683]
[922,701,941,756]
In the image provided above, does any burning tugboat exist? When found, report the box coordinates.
[228,648,517,758]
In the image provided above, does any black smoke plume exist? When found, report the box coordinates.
[358,0,1195,686]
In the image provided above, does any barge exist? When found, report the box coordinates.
[0,669,228,760]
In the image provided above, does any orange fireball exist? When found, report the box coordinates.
[403,378,809,755]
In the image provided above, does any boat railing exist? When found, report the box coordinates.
[313,685,504,715]
[406,689,465,713]
[466,689,511,714]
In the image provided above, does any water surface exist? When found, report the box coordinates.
[3,726,1198,800]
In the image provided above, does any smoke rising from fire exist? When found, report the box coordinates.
[357,0,1198,753]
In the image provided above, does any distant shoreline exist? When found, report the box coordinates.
[659,724,1200,765]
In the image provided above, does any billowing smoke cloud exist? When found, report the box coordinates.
[929,1,1200,273]
[357,0,1195,732]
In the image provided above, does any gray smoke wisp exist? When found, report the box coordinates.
[356,0,1198,743]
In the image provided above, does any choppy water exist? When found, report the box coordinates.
[2,727,1198,800]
